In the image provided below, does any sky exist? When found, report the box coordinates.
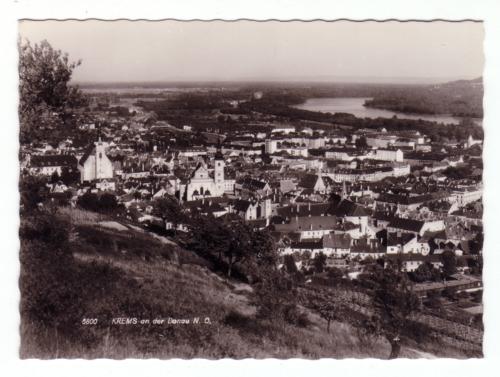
[18,20,484,84]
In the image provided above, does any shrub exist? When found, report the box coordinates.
[442,287,458,301]
[223,310,252,328]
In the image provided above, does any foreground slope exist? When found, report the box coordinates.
[20,208,456,359]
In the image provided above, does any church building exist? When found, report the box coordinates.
[78,137,114,182]
[179,150,227,202]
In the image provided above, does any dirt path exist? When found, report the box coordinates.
[401,347,438,359]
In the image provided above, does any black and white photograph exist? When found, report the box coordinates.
[15,17,487,361]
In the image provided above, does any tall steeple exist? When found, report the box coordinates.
[341,180,348,200]
[214,142,225,194]
[214,139,224,161]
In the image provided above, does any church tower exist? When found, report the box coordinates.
[95,137,110,179]
[214,147,225,195]
[341,180,348,200]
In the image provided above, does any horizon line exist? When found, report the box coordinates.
[72,76,482,86]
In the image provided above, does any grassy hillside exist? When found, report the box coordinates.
[19,208,462,359]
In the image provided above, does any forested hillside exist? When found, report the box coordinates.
[364,78,483,118]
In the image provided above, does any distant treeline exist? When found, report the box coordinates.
[134,79,483,142]
[239,97,483,143]
[364,78,483,118]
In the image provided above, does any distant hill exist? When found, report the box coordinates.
[364,77,483,118]
[440,77,482,86]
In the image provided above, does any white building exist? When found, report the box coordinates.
[271,125,296,135]
[265,139,278,154]
[264,139,308,157]
[373,149,404,162]
[307,137,326,149]
[179,152,227,202]
[366,134,398,148]
[451,185,483,206]
[78,138,114,182]
[466,135,482,148]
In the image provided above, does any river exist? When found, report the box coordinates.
[293,97,481,126]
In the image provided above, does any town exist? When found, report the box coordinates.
[20,83,484,355]
[17,22,484,360]
[22,88,483,278]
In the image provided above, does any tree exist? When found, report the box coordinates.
[410,262,441,283]
[152,196,185,234]
[313,252,327,274]
[424,290,443,310]
[251,228,279,272]
[77,192,99,212]
[308,288,347,333]
[49,170,60,184]
[468,255,483,276]
[411,262,432,283]
[441,250,457,278]
[20,175,49,212]
[98,193,119,213]
[367,266,421,359]
[255,271,300,327]
[283,255,298,274]
[19,39,85,143]
[225,221,252,278]
[327,267,344,284]
[315,294,337,333]
[188,214,231,262]
[187,215,277,281]
[355,136,368,149]
[60,167,80,186]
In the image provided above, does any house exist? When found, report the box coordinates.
[327,166,395,182]
[381,230,430,255]
[279,179,297,194]
[442,155,464,167]
[375,191,450,212]
[423,161,448,173]
[274,215,337,240]
[331,199,371,234]
[235,177,272,198]
[387,217,445,237]
[372,149,404,162]
[298,172,328,194]
[279,239,325,258]
[271,125,296,135]
[95,179,116,192]
[322,233,351,257]
[49,181,69,193]
[450,185,483,207]
[385,254,443,272]
[325,147,362,161]
[231,198,272,221]
[28,154,77,176]
[349,238,386,260]
[232,199,258,220]
[365,133,398,148]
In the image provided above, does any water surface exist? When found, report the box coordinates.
[293,97,480,126]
